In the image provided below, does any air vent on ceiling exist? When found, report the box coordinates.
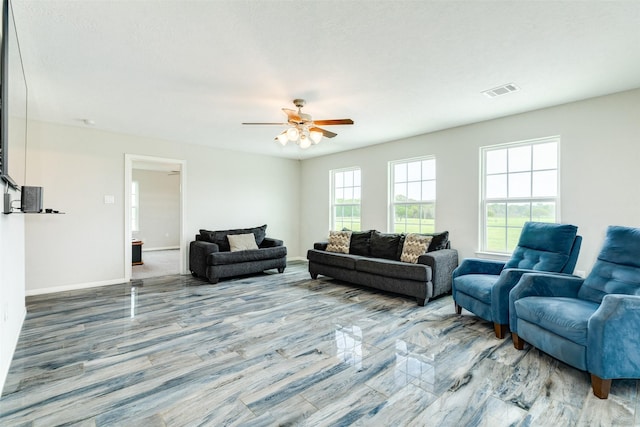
[482,83,520,98]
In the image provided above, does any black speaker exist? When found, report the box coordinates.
[21,186,43,213]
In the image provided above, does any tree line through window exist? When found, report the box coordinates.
[329,136,558,255]
[482,137,559,253]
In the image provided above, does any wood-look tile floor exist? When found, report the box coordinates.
[1,261,638,426]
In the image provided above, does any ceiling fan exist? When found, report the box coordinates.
[242,99,354,149]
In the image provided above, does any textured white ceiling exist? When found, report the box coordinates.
[10,1,640,159]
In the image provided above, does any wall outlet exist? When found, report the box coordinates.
[575,270,586,278]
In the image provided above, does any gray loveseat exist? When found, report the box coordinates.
[307,230,458,306]
[189,224,287,283]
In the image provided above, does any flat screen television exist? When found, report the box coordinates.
[0,0,28,191]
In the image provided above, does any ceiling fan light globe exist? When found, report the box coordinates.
[310,130,323,144]
[299,135,312,149]
[286,127,299,141]
[276,133,288,146]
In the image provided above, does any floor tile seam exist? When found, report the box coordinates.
[298,393,320,414]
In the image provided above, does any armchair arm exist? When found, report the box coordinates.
[189,240,220,278]
[417,249,459,296]
[452,258,505,279]
[588,294,640,379]
[491,268,535,325]
[508,273,584,332]
[260,237,283,248]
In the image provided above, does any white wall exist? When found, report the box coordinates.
[301,89,640,275]
[24,121,301,294]
[3,88,639,391]
[0,188,26,393]
[132,169,180,250]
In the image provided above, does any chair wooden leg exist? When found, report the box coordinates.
[494,323,508,339]
[591,374,611,399]
[454,302,462,314]
[512,332,525,350]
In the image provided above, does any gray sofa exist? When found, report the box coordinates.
[189,224,287,283]
[307,230,458,306]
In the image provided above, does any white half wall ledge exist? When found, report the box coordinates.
[26,278,130,296]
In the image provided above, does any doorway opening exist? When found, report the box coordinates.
[124,155,186,281]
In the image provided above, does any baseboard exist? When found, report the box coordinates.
[287,256,306,262]
[26,278,128,296]
[142,246,180,252]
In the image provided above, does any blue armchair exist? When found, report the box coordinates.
[510,225,640,399]
[452,222,581,338]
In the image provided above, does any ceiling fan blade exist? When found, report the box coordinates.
[282,108,303,123]
[242,122,288,125]
[310,127,337,138]
[313,119,354,126]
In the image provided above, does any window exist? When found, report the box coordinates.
[481,137,559,253]
[131,181,139,232]
[390,157,436,233]
[331,167,361,231]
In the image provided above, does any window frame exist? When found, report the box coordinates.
[389,156,436,234]
[480,136,560,254]
[330,166,361,231]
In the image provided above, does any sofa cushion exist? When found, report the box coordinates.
[349,230,372,256]
[578,226,640,303]
[207,245,286,265]
[453,274,498,304]
[307,249,359,270]
[504,249,569,272]
[514,296,599,346]
[356,258,432,282]
[397,231,450,258]
[426,231,449,252]
[370,231,402,260]
[504,222,577,271]
[400,234,433,263]
[228,233,258,252]
[200,224,267,251]
[326,230,352,254]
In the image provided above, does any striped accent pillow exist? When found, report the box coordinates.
[326,230,352,254]
[400,233,433,263]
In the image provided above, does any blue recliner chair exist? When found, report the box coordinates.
[510,225,640,399]
[452,222,581,338]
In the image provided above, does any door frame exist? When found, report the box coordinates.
[124,154,187,280]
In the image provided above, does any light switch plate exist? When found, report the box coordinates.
[104,195,115,204]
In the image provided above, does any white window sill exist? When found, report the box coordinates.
[474,251,512,261]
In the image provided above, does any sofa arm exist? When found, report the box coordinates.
[314,242,329,251]
[189,240,220,278]
[508,272,584,332]
[260,237,283,248]
[588,294,640,379]
[452,258,505,279]
[417,248,459,296]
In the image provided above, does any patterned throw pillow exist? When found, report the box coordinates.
[400,233,433,263]
[326,230,352,254]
